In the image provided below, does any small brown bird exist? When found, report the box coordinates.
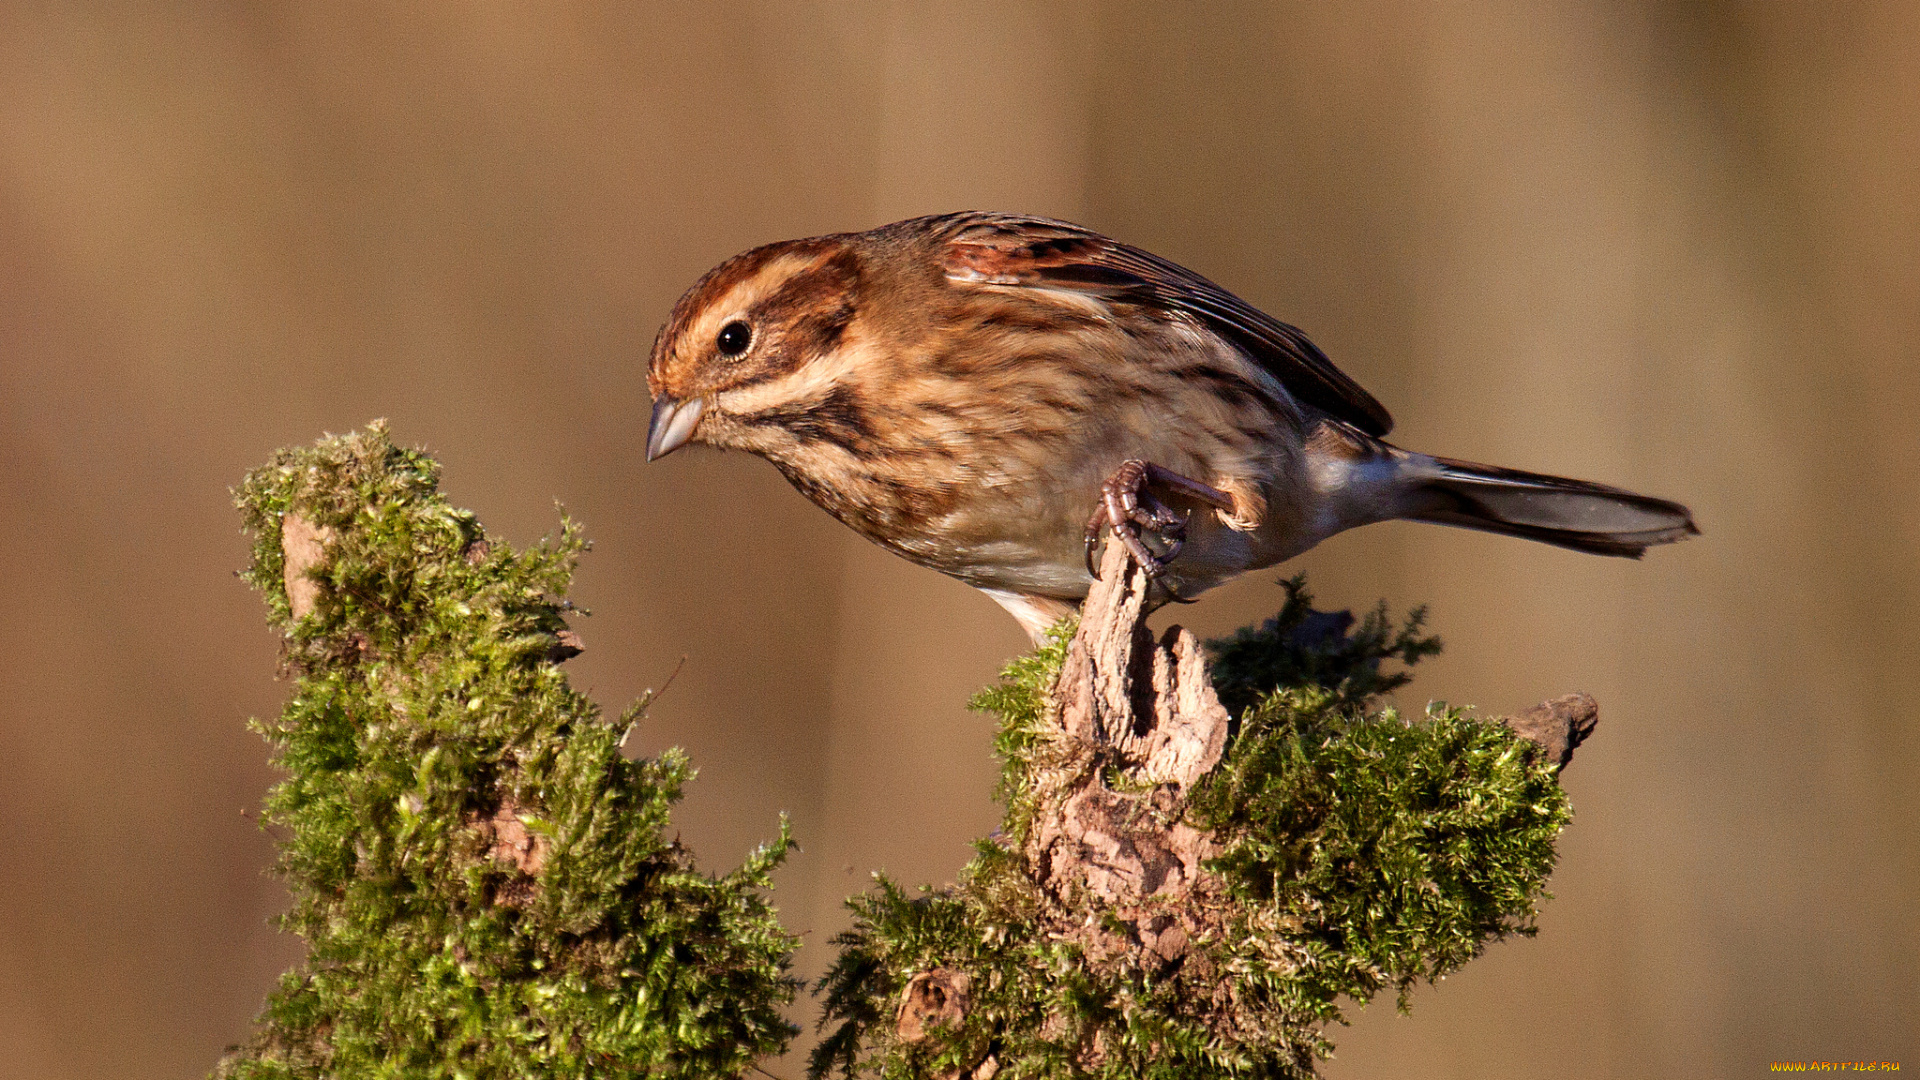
[647,212,1695,642]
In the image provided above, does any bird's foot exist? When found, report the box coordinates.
[1083,460,1236,602]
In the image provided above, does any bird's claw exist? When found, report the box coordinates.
[1083,460,1230,597]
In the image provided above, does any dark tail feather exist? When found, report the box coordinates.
[1407,456,1698,558]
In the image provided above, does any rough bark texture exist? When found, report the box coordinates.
[1023,540,1235,981]
[1505,692,1600,770]
[279,513,333,621]
[897,970,972,1044]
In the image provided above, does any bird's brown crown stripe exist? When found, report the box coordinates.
[652,239,852,365]
[654,242,795,352]
[747,247,859,326]
[681,247,859,390]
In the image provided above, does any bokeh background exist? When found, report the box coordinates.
[1,2,1914,1076]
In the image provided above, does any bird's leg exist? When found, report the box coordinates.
[1083,460,1237,589]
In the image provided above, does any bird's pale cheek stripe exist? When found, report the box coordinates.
[710,334,877,416]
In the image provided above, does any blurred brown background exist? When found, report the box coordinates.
[1,2,1914,1076]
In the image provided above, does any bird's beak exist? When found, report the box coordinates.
[646,395,707,462]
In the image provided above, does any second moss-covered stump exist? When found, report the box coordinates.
[814,541,1593,1080]
[218,424,797,1079]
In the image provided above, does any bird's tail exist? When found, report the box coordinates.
[1404,455,1697,557]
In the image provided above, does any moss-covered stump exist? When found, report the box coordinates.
[813,543,1586,1080]
[218,423,796,1080]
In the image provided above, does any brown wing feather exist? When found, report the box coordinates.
[934,212,1395,437]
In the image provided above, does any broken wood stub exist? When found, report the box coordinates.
[280,513,334,621]
[474,800,552,907]
[1504,691,1600,770]
[1021,539,1235,977]
[1018,540,1599,981]
[897,969,971,1043]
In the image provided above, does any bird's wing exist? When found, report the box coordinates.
[937,213,1394,437]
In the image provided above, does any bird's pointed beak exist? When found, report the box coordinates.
[646,395,707,462]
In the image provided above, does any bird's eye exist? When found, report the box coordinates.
[716,321,752,357]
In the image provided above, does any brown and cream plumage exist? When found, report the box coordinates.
[646,212,1696,641]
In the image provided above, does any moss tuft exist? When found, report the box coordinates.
[218,423,796,1080]
[1208,575,1442,719]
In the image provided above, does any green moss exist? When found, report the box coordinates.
[218,423,796,1080]
[1190,690,1569,1015]
[812,586,1569,1079]
[1208,575,1443,720]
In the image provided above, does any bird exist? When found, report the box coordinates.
[645,212,1696,643]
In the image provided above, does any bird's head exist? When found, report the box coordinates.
[646,237,866,462]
